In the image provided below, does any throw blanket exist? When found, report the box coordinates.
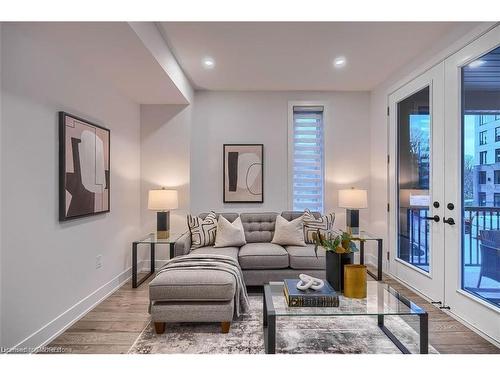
[154,254,250,317]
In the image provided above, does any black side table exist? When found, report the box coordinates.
[351,231,384,281]
[132,232,182,288]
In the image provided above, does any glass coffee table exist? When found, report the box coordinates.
[263,281,428,354]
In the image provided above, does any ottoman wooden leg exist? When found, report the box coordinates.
[154,322,166,334]
[221,321,231,334]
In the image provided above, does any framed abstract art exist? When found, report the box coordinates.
[59,112,110,221]
[223,144,263,203]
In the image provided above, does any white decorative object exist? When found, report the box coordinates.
[296,273,325,291]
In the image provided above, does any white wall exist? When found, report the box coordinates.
[191,91,371,230]
[140,104,191,259]
[0,24,141,349]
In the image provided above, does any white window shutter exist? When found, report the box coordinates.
[292,106,324,213]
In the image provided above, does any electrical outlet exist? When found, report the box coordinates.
[96,255,103,269]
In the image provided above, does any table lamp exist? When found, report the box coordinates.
[338,188,368,235]
[148,188,178,239]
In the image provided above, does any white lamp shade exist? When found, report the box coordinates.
[148,189,178,211]
[338,188,368,209]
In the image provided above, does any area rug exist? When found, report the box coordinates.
[129,295,438,354]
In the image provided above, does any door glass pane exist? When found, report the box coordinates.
[397,86,431,272]
[462,46,500,308]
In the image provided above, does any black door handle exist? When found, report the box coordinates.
[443,217,455,225]
[424,215,440,222]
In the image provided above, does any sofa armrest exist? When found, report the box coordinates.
[174,232,191,257]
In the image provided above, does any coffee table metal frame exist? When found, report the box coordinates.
[263,281,428,354]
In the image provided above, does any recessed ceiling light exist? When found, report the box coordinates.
[202,57,215,69]
[333,56,347,69]
[468,60,485,69]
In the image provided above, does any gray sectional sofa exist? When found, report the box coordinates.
[149,210,329,334]
[173,211,327,285]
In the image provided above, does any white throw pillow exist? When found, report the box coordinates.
[214,216,247,248]
[271,215,306,247]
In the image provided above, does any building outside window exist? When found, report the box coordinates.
[479,130,487,145]
[496,149,500,163]
[495,194,500,207]
[479,171,487,184]
[480,151,487,165]
[479,192,487,207]
[495,170,500,184]
[480,115,496,125]
[496,127,500,142]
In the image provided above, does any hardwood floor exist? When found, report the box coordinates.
[43,271,500,354]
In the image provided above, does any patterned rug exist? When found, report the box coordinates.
[129,295,438,354]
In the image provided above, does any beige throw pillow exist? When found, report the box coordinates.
[271,215,306,247]
[214,216,247,248]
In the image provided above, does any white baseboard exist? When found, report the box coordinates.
[7,266,133,354]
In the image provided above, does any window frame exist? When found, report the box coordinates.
[479,171,487,184]
[495,193,500,207]
[495,170,500,184]
[479,192,487,207]
[287,101,327,212]
[480,150,488,165]
[479,130,488,145]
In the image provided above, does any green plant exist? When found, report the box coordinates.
[312,229,359,257]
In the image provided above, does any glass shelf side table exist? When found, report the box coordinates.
[351,231,384,281]
[132,232,183,288]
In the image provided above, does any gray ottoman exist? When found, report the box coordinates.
[149,267,236,334]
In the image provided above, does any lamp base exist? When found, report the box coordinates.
[157,211,170,239]
[346,209,359,235]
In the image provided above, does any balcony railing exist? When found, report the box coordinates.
[403,206,500,267]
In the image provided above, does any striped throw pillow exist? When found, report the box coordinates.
[187,211,218,250]
[303,209,336,244]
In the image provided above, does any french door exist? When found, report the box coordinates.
[444,26,500,343]
[389,25,500,344]
[389,64,445,304]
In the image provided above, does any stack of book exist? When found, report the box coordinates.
[283,279,339,307]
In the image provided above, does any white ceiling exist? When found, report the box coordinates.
[159,22,467,91]
[12,22,189,104]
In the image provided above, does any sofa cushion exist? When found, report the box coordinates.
[199,212,239,222]
[238,243,289,269]
[240,212,278,243]
[189,246,239,261]
[149,269,236,302]
[286,244,326,270]
[281,210,321,221]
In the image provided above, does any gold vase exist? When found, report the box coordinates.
[343,264,367,298]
